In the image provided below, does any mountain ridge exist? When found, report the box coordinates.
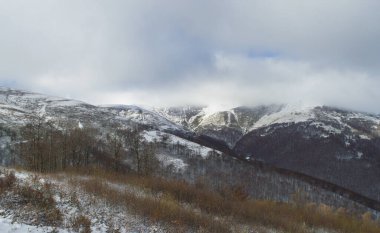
[0,87,379,205]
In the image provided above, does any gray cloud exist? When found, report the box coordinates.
[0,0,380,113]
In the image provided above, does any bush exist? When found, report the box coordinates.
[73,177,231,233]
[0,171,16,192]
[71,215,92,233]
[67,168,380,233]
[15,182,62,226]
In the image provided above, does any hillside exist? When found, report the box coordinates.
[2,167,380,233]
[0,87,380,232]
[156,104,380,202]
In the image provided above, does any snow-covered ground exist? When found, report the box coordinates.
[250,105,315,130]
[0,216,68,233]
[143,130,220,159]
[142,130,222,172]
[1,167,292,233]
[0,168,166,233]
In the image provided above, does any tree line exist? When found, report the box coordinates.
[11,116,160,175]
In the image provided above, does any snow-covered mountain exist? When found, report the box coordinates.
[1,87,380,204]
[152,104,380,202]
[153,104,380,148]
[0,87,185,132]
[151,105,284,147]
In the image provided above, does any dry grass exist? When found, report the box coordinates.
[130,177,380,233]
[70,177,231,233]
[63,167,380,233]
[0,170,16,193]
[71,214,92,233]
[14,181,63,226]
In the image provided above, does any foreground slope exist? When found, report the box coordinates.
[2,167,380,233]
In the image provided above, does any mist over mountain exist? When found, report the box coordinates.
[2,1,380,113]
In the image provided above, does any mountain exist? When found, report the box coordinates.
[0,87,184,132]
[152,104,284,147]
[156,104,380,202]
[0,87,380,210]
[234,106,380,201]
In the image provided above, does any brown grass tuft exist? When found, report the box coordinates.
[71,214,92,233]
[14,181,62,226]
[0,171,16,193]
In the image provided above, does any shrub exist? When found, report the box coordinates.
[73,177,231,233]
[66,168,380,233]
[14,182,62,226]
[0,171,16,192]
[71,215,92,233]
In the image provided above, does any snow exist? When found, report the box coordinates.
[105,105,183,131]
[172,136,217,158]
[14,171,29,180]
[49,100,84,107]
[0,216,57,233]
[310,122,342,134]
[251,105,315,130]
[143,130,160,142]
[0,215,68,233]
[156,154,188,171]
[359,134,371,140]
[142,130,221,171]
[0,104,29,113]
[38,103,47,116]
[202,104,235,117]
[349,113,380,125]
[142,130,220,158]
[198,112,227,127]
[0,167,168,233]
[0,169,68,233]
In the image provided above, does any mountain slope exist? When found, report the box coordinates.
[155,104,380,202]
[152,104,284,147]
[0,87,184,132]
[234,106,380,201]
[1,87,380,209]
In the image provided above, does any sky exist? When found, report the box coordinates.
[0,0,380,113]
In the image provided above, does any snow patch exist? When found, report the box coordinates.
[359,134,370,140]
[0,215,68,233]
[251,105,315,130]
[14,171,29,180]
[37,103,47,117]
[310,122,342,134]
[156,154,188,171]
[202,104,235,118]
[49,100,84,107]
[142,130,220,158]
[143,130,160,142]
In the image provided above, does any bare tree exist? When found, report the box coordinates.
[125,128,143,175]
[106,129,126,171]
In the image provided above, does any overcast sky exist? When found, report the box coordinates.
[1,0,380,113]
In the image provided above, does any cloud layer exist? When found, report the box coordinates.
[1,0,380,113]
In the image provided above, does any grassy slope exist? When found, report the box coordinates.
[1,167,380,233]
